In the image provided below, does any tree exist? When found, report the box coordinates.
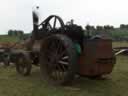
[120,24,128,29]
[96,26,104,31]
[8,30,24,38]
[8,30,14,36]
[104,25,114,30]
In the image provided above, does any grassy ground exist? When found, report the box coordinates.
[0,35,19,43]
[113,41,128,48]
[0,55,128,96]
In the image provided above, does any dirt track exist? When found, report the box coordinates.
[0,42,24,49]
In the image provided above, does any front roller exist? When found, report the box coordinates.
[40,34,78,85]
[15,52,32,76]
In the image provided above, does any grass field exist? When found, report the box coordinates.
[0,35,20,43]
[113,41,128,48]
[0,57,128,96]
[0,41,128,96]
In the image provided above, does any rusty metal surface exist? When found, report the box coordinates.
[78,39,115,76]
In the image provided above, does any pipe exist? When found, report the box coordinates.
[32,6,39,39]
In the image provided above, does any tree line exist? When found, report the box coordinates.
[85,24,128,41]
[85,24,128,31]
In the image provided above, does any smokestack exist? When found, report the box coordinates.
[32,6,39,26]
[32,6,39,39]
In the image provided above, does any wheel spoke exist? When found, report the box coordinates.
[62,56,69,60]
[58,61,67,72]
[58,60,69,65]
[55,40,64,55]
[50,64,58,80]
[57,50,67,60]
[56,45,61,55]
[55,63,64,80]
[48,23,52,30]
[53,17,57,29]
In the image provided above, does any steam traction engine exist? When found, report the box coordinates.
[15,7,116,85]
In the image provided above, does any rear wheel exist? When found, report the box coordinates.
[15,52,32,76]
[40,34,78,85]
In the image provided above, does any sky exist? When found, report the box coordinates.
[1,0,128,34]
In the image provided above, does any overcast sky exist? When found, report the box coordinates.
[1,0,128,34]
